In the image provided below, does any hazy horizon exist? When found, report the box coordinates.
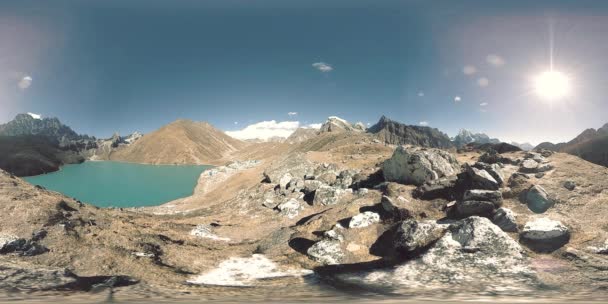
[2,0,608,144]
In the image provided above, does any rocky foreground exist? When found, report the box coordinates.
[1,132,608,300]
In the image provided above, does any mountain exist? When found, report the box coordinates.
[452,129,500,148]
[110,119,246,165]
[510,142,535,151]
[319,116,365,133]
[535,123,608,167]
[0,135,84,176]
[285,128,319,144]
[367,115,453,148]
[0,113,86,141]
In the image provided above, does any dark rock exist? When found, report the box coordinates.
[413,175,459,200]
[449,200,496,219]
[525,185,554,213]
[563,180,576,191]
[462,189,503,207]
[464,164,499,190]
[492,207,518,232]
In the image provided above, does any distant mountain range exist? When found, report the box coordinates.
[367,116,454,148]
[535,123,608,167]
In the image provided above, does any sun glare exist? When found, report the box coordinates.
[534,70,571,100]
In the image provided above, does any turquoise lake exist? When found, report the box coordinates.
[24,161,211,208]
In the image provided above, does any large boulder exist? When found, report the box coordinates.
[382,146,460,186]
[520,218,570,252]
[277,198,304,219]
[525,185,554,213]
[333,217,534,293]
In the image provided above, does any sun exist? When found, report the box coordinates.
[534,70,571,100]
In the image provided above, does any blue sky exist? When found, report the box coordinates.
[2,0,608,144]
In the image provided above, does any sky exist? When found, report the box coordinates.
[2,0,608,144]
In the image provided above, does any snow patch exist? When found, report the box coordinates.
[27,112,41,120]
[187,254,311,286]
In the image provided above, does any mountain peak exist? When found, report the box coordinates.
[367,116,453,148]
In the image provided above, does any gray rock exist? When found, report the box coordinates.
[286,177,304,192]
[307,239,344,265]
[563,180,576,191]
[525,185,554,213]
[464,164,500,190]
[519,159,539,173]
[492,207,518,232]
[381,195,398,213]
[393,219,447,254]
[303,180,324,193]
[349,211,380,228]
[382,146,460,186]
[520,218,570,252]
[313,185,347,206]
[473,162,505,186]
[277,198,303,219]
[279,173,293,190]
[463,189,503,207]
[317,172,337,185]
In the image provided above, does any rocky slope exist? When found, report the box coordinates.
[535,123,608,167]
[2,128,608,300]
[367,116,454,148]
[110,119,246,165]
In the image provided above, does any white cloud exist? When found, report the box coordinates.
[226,120,301,140]
[454,96,462,102]
[417,91,425,97]
[288,112,298,117]
[463,65,477,75]
[480,102,489,107]
[18,75,32,89]
[486,54,505,67]
[234,122,238,125]
[304,123,322,129]
[419,121,429,126]
[477,77,489,87]
[27,112,41,119]
[312,62,333,72]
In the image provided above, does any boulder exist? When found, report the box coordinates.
[334,217,533,292]
[277,198,303,219]
[464,164,500,190]
[492,207,518,232]
[507,173,532,199]
[525,185,554,213]
[413,175,459,200]
[450,200,496,219]
[303,180,324,193]
[307,239,344,265]
[519,159,539,173]
[520,218,570,252]
[382,146,460,186]
[317,172,337,185]
[313,185,347,206]
[349,212,380,228]
[463,189,503,207]
[393,219,447,254]
[473,162,505,186]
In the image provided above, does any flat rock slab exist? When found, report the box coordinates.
[520,218,570,252]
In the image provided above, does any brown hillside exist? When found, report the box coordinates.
[110,119,246,165]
